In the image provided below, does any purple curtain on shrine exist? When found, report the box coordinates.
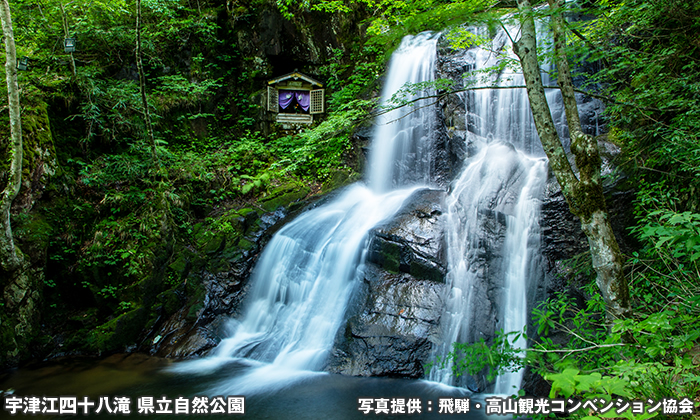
[279,90,295,110]
[295,91,310,112]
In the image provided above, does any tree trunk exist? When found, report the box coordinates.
[136,0,157,164]
[514,0,630,319]
[0,0,24,273]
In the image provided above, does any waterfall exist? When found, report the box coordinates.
[429,25,558,393]
[172,21,593,397]
[369,32,439,192]
[171,33,440,394]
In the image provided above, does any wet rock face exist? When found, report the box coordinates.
[327,265,445,378]
[446,209,510,393]
[145,207,293,358]
[433,36,473,186]
[540,179,589,272]
[327,188,448,377]
[367,189,447,283]
[461,211,508,334]
[146,273,251,359]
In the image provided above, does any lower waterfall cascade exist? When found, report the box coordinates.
[170,32,442,394]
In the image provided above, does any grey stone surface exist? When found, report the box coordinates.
[327,265,445,378]
[367,188,447,283]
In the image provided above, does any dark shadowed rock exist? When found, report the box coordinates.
[327,265,445,378]
[367,188,447,283]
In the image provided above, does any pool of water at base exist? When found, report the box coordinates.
[0,354,509,419]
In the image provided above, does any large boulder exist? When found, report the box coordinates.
[327,265,445,378]
[366,188,447,283]
[327,188,447,377]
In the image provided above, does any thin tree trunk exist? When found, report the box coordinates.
[136,0,157,164]
[59,2,76,76]
[548,0,630,319]
[0,0,24,273]
[514,0,630,319]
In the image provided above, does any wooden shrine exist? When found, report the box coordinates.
[267,71,324,127]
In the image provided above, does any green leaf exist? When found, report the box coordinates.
[546,368,579,398]
[575,372,602,392]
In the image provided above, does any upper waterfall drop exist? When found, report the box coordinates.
[368,32,439,193]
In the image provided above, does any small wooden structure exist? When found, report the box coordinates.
[267,71,324,127]
[17,57,28,71]
[64,38,76,53]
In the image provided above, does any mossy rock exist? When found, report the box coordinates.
[237,207,260,219]
[0,91,57,181]
[192,223,205,238]
[373,239,402,273]
[157,288,183,316]
[0,313,21,365]
[89,307,148,352]
[259,184,311,212]
[186,300,205,321]
[207,258,231,274]
[237,237,255,251]
[14,212,52,250]
[322,169,358,193]
[184,275,207,321]
[68,308,99,328]
[202,234,226,254]
[63,329,91,353]
[240,208,263,234]
[409,259,444,283]
[168,253,189,274]
[218,207,260,234]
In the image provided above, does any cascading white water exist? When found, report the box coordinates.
[369,33,438,192]
[429,142,547,390]
[492,157,547,394]
[429,25,559,393]
[171,33,440,394]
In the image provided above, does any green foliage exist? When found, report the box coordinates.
[581,0,700,213]
[364,0,496,49]
[530,274,700,404]
[153,74,223,112]
[444,26,488,50]
[546,368,632,399]
[271,99,374,179]
[545,369,660,420]
[437,330,524,382]
[444,289,700,413]
[636,210,700,263]
[315,42,384,114]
